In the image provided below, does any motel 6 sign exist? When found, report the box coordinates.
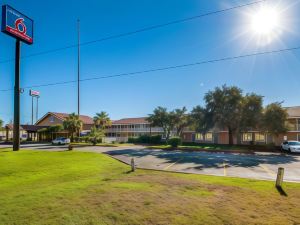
[1,5,33,45]
[30,90,40,97]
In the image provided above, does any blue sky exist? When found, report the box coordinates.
[0,0,300,124]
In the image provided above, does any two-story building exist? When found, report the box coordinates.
[3,106,300,145]
[186,106,300,146]
[105,117,165,142]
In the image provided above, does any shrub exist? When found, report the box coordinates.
[149,135,162,144]
[128,135,162,144]
[128,137,138,143]
[168,137,182,148]
[139,135,151,143]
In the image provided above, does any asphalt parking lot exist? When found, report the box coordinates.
[1,143,300,182]
[103,148,300,183]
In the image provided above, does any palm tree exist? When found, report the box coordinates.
[63,113,83,142]
[93,112,112,130]
[0,118,3,129]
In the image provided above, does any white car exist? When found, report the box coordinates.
[281,141,300,153]
[52,137,70,145]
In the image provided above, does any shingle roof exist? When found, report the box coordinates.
[50,112,94,124]
[112,117,149,125]
[285,106,300,118]
[21,125,49,132]
[5,124,23,130]
[5,124,48,131]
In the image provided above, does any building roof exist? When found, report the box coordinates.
[5,124,23,130]
[285,106,300,118]
[21,125,49,132]
[50,112,94,124]
[36,112,94,125]
[5,124,48,132]
[112,117,149,125]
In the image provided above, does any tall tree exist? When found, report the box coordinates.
[0,118,3,129]
[204,85,243,145]
[262,103,288,136]
[93,112,112,130]
[171,107,190,136]
[190,106,213,139]
[63,113,83,142]
[147,107,174,141]
[240,93,264,131]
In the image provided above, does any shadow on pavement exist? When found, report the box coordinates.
[105,149,300,170]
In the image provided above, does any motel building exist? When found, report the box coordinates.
[1,106,300,146]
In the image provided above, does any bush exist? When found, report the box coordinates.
[128,137,138,144]
[128,135,162,144]
[168,137,182,148]
[88,137,102,145]
[149,135,162,144]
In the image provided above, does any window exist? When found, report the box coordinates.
[195,133,204,141]
[255,133,266,142]
[298,119,300,131]
[205,133,213,141]
[49,116,55,123]
[242,133,253,142]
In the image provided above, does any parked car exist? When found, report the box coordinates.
[281,141,300,153]
[52,137,70,145]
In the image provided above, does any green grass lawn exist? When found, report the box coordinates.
[0,149,299,225]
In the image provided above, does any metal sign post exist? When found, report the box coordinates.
[13,39,21,151]
[29,90,40,125]
[2,5,34,151]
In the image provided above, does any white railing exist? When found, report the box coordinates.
[106,127,164,133]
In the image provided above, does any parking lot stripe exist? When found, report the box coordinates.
[164,158,183,170]
[260,165,276,177]
[223,161,227,176]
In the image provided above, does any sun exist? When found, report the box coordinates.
[241,3,288,46]
[250,7,281,36]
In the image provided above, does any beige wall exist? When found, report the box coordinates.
[37,114,93,131]
[37,115,64,126]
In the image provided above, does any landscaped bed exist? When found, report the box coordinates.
[0,148,299,225]
[148,143,280,154]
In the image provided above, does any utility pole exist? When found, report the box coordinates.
[77,19,81,137]
[13,39,21,151]
[77,19,80,117]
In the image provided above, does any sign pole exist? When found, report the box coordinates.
[36,96,39,123]
[13,39,21,151]
[2,5,34,150]
[31,96,34,125]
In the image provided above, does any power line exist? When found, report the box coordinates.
[0,45,299,92]
[0,0,266,64]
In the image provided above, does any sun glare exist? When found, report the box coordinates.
[251,7,280,36]
[239,3,290,46]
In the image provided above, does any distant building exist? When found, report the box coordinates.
[2,106,300,145]
[106,117,164,142]
[186,106,300,146]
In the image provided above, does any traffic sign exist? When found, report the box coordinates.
[1,5,33,45]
